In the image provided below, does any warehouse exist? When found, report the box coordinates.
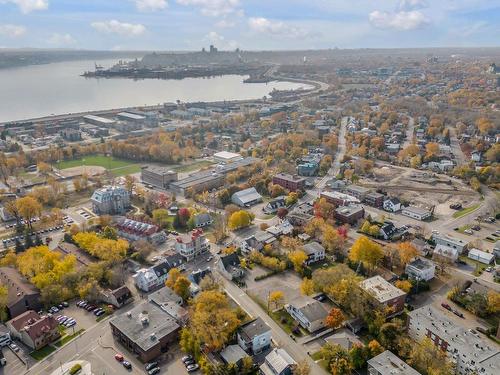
[170,171,224,197]
[83,114,115,126]
[232,187,263,207]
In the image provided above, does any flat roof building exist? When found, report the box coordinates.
[359,276,406,315]
[117,112,146,123]
[213,151,242,164]
[272,173,306,192]
[141,166,178,189]
[83,114,115,126]
[170,171,224,197]
[408,305,500,375]
[368,350,421,375]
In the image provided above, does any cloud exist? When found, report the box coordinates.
[369,10,430,30]
[203,30,238,50]
[176,0,241,17]
[205,31,224,43]
[215,19,235,28]
[0,24,26,37]
[248,17,310,38]
[134,0,167,12]
[0,0,48,13]
[91,20,146,36]
[48,33,76,46]
[398,0,427,11]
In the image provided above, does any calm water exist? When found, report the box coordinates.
[0,59,309,122]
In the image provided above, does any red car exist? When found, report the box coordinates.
[441,302,451,311]
[115,353,124,362]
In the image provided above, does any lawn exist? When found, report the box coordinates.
[110,164,141,177]
[453,204,481,219]
[30,345,56,360]
[459,256,487,276]
[53,329,85,348]
[311,351,330,371]
[455,224,472,234]
[56,155,137,171]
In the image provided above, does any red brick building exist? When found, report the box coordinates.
[272,173,306,192]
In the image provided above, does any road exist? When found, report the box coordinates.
[448,126,466,166]
[402,115,415,149]
[222,278,327,374]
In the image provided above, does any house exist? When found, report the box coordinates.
[91,185,130,215]
[220,344,249,366]
[432,234,468,254]
[265,221,293,237]
[405,258,435,281]
[408,306,500,375]
[324,329,364,351]
[326,178,347,191]
[116,218,167,245]
[237,317,272,354]
[241,231,276,252]
[175,229,210,261]
[218,252,245,281]
[0,267,41,319]
[109,301,180,363]
[365,192,385,208]
[401,206,431,221]
[345,185,370,201]
[468,248,494,265]
[188,267,212,286]
[133,261,172,292]
[272,173,306,192]
[494,241,500,259]
[471,151,482,163]
[231,187,263,207]
[287,202,314,227]
[259,348,296,375]
[359,276,406,316]
[147,287,187,324]
[411,238,431,256]
[263,196,286,214]
[99,286,133,308]
[367,350,420,375]
[7,311,60,350]
[285,298,329,333]
[334,205,365,225]
[432,244,459,262]
[302,242,326,265]
[383,198,401,213]
[193,213,213,228]
[379,222,397,240]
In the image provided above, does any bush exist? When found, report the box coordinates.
[69,363,82,375]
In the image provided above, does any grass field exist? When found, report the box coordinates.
[56,155,141,177]
[54,329,85,348]
[30,345,56,360]
[453,203,481,219]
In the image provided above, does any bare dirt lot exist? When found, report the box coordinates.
[59,166,106,178]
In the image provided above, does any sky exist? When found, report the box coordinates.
[0,0,499,50]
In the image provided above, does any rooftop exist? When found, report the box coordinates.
[302,241,325,255]
[335,205,364,216]
[368,350,421,375]
[0,266,39,309]
[274,173,306,182]
[359,276,406,303]
[406,258,434,271]
[213,151,241,160]
[238,317,271,342]
[109,301,180,353]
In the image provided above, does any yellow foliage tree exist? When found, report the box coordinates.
[349,236,384,272]
[73,232,128,261]
[395,280,412,293]
[398,242,418,266]
[268,290,285,311]
[288,250,308,273]
[227,210,253,230]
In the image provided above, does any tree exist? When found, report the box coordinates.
[301,277,315,295]
[379,321,404,351]
[320,343,351,375]
[0,284,8,321]
[190,291,240,351]
[228,210,253,230]
[166,268,182,289]
[102,226,117,240]
[395,280,412,293]
[152,209,171,229]
[349,236,384,272]
[16,196,42,231]
[277,207,288,219]
[199,273,223,292]
[323,224,343,254]
[268,290,285,311]
[325,308,345,330]
[368,340,384,357]
[285,191,298,206]
[487,290,500,314]
[314,198,334,219]
[288,250,308,273]
[348,344,369,370]
[173,276,191,300]
[398,242,418,266]
[409,337,454,375]
[73,232,129,261]
[294,360,311,375]
[124,175,136,195]
[425,143,440,160]
[475,117,493,135]
[133,239,154,262]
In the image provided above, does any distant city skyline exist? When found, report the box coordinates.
[0,0,499,50]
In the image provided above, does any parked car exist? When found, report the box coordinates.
[95,310,105,317]
[148,367,161,375]
[187,364,199,372]
[122,361,132,370]
[9,343,19,352]
[62,301,69,308]
[485,267,493,272]
[145,362,159,371]
[476,326,489,335]
[114,353,124,362]
[471,225,481,231]
[441,302,451,311]
[184,359,195,367]
[464,229,473,235]
[453,309,464,318]
[182,355,193,364]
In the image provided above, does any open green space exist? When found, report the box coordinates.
[53,329,85,348]
[56,155,137,170]
[453,203,481,219]
[311,351,330,371]
[30,345,56,361]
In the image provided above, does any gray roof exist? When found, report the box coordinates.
[232,187,262,204]
[238,317,271,342]
[368,350,421,375]
[194,213,213,226]
[220,345,249,364]
[148,286,183,306]
[261,348,296,375]
[109,301,180,352]
[294,299,329,322]
[302,241,325,256]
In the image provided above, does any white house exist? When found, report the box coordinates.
[285,298,329,333]
[259,348,296,375]
[432,233,468,254]
[401,206,432,221]
[433,244,459,262]
[383,198,401,213]
[133,261,171,292]
[237,317,272,354]
[302,242,326,265]
[468,248,494,265]
[471,151,482,163]
[405,258,435,281]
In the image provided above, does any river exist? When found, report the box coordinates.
[0,59,310,123]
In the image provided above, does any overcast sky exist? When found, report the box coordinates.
[0,0,499,50]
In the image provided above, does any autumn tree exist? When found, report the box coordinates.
[73,232,129,261]
[319,343,351,375]
[189,290,240,351]
[368,340,384,357]
[398,242,418,266]
[325,308,345,330]
[349,236,384,272]
[395,280,412,293]
[16,196,42,230]
[425,142,440,160]
[0,284,8,321]
[294,360,311,375]
[409,337,454,375]
[300,277,316,295]
[288,250,308,273]
[268,290,285,311]
[228,210,253,230]
[486,291,500,314]
[152,208,170,229]
[314,198,334,219]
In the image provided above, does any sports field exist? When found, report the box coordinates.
[56,155,141,177]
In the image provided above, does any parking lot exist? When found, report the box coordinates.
[0,345,27,375]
